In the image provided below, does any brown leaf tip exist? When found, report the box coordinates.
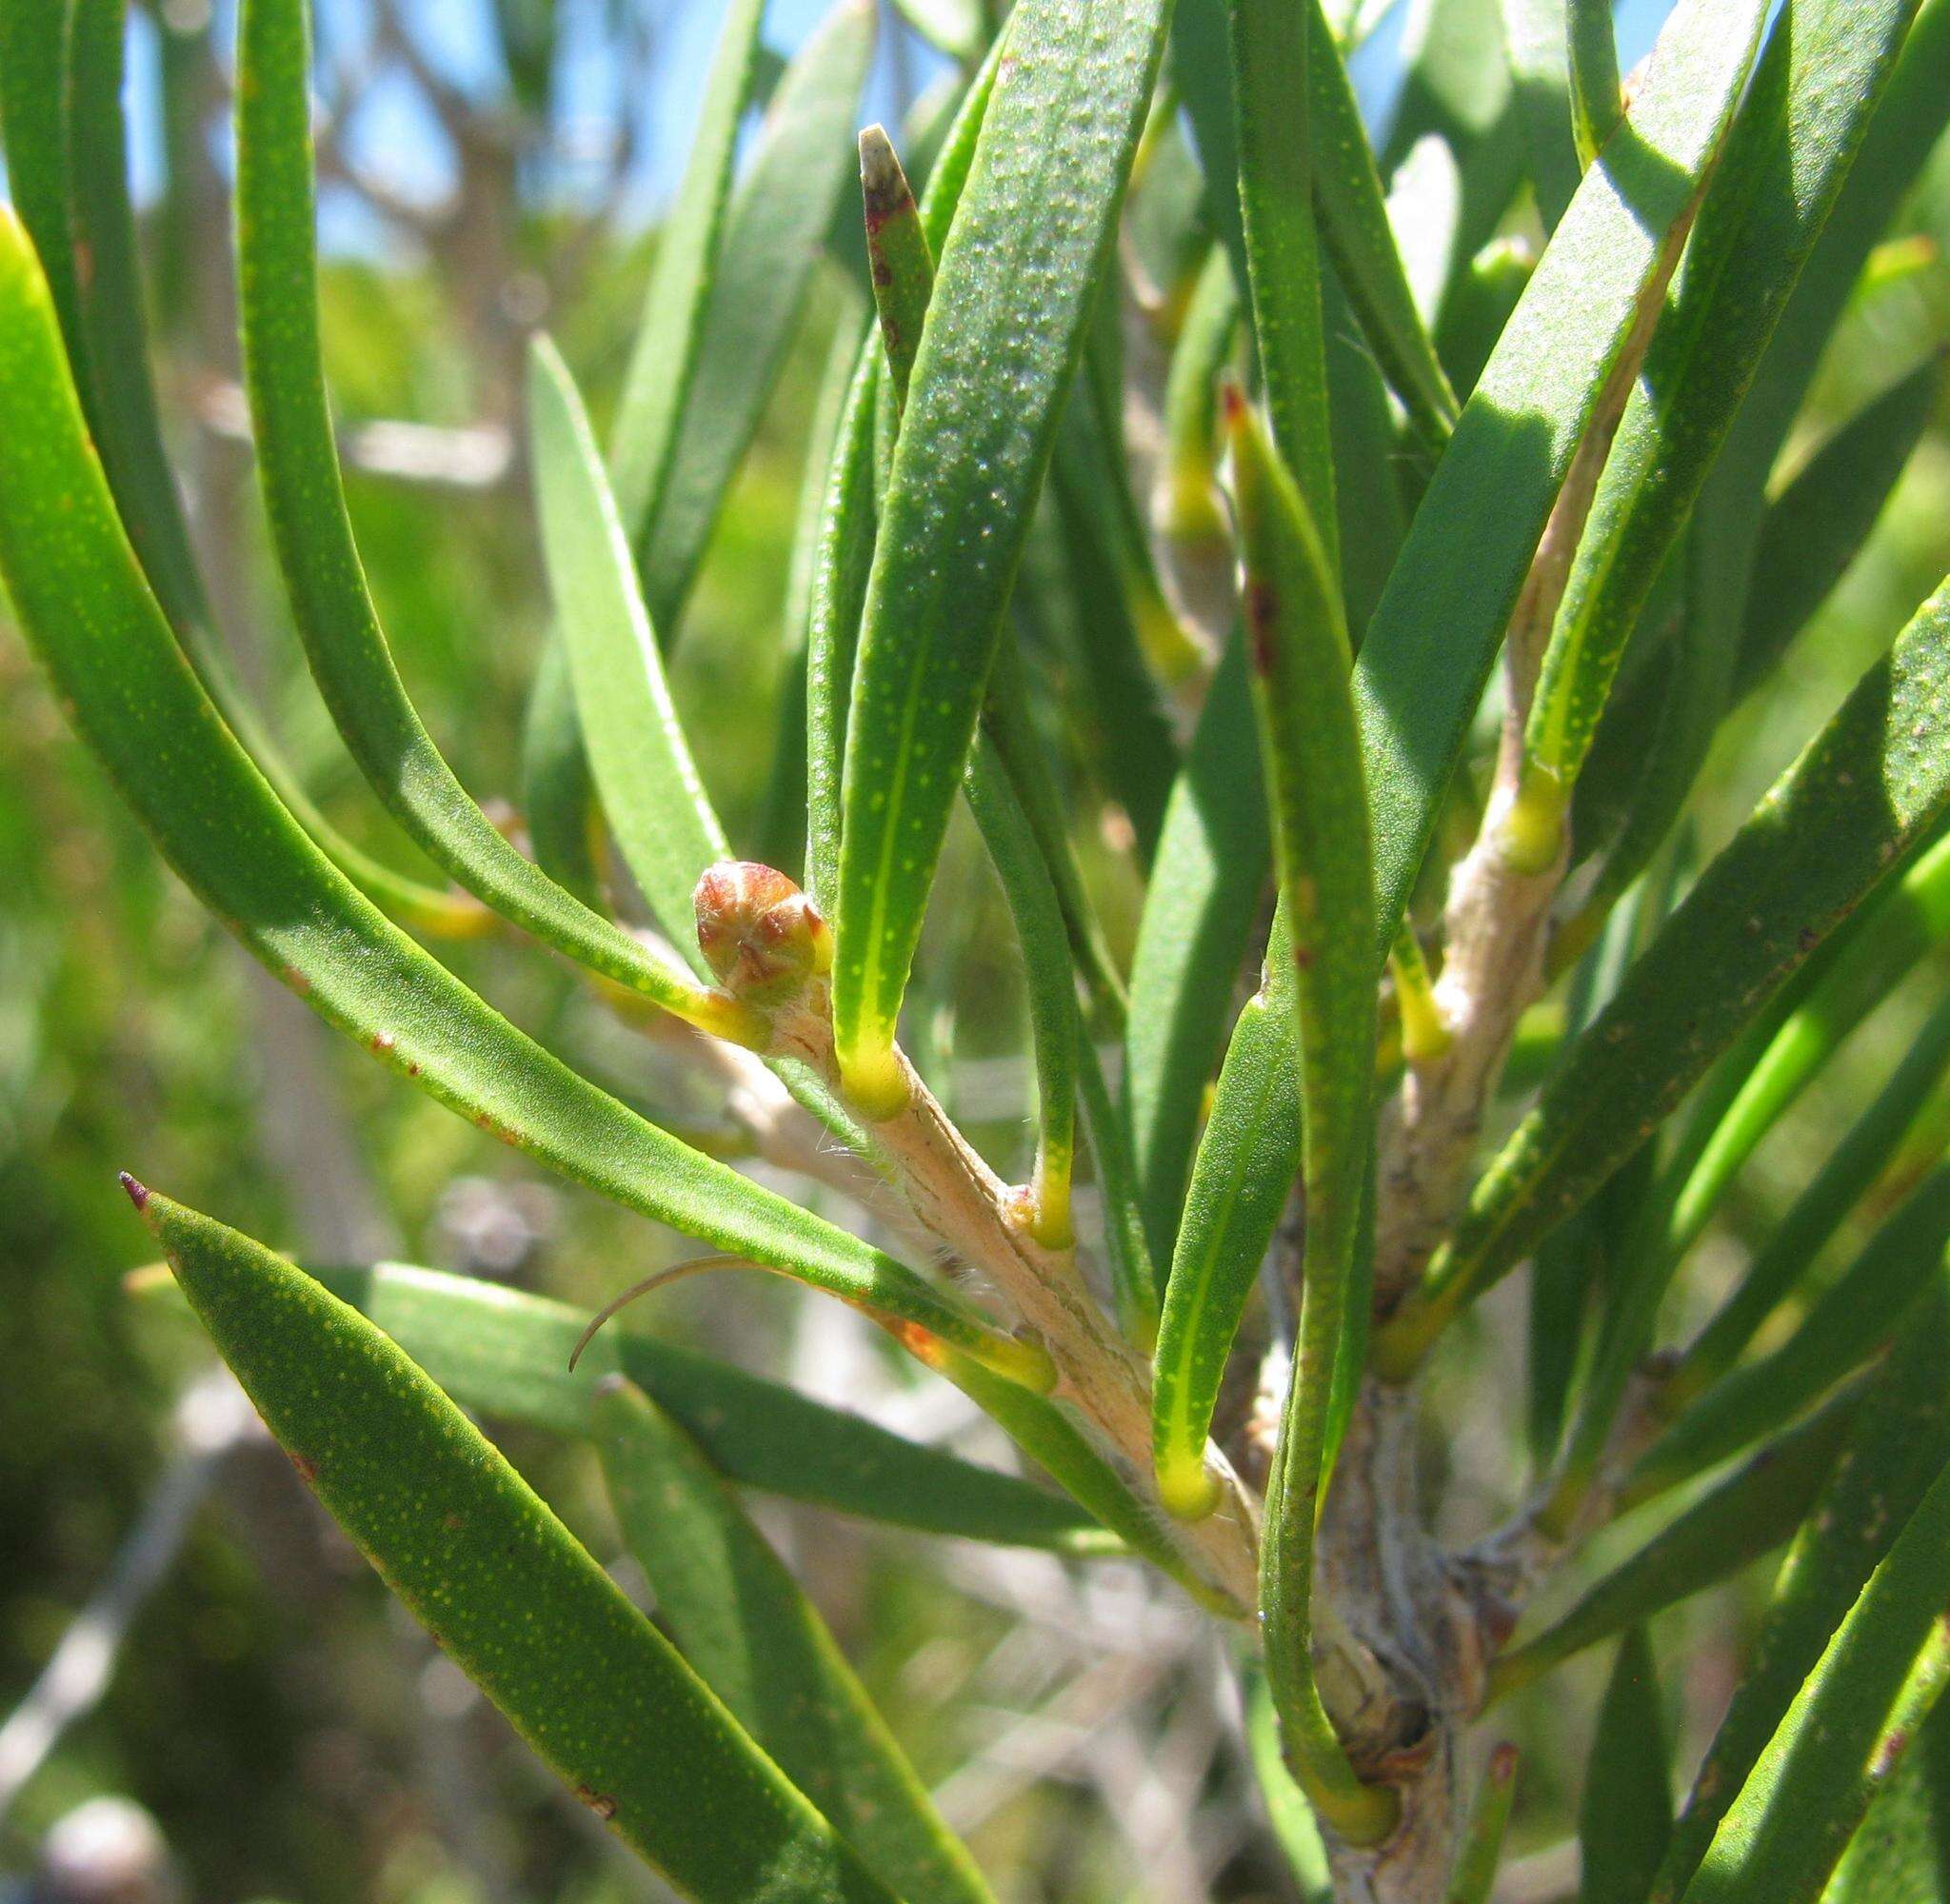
[1219,380,1248,429]
[1488,1742,1520,1785]
[858,124,913,228]
[118,1171,149,1212]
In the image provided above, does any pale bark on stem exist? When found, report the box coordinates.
[1370,186,1697,1325]
[768,998,1264,1616]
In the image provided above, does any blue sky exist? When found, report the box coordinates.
[108,0,1682,253]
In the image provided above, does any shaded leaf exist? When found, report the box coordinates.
[592,1379,995,1904]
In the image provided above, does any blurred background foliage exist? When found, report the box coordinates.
[3,0,1950,1899]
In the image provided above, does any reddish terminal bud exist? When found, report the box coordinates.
[692,862,834,1002]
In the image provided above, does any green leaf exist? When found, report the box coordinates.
[139,1188,899,1904]
[0,208,1051,1399]
[527,338,730,955]
[1622,1171,1950,1509]
[1489,1386,1861,1700]
[635,0,877,636]
[1566,0,1622,172]
[1678,1460,1950,1904]
[1823,1698,1950,1903]
[962,735,1079,1253]
[830,0,1170,1114]
[1545,828,1950,1503]
[1245,1668,1335,1902]
[806,335,883,913]
[1448,1744,1520,1904]
[1047,452,1184,864]
[229,1260,1107,1550]
[1352,0,1766,963]
[592,1379,996,1904]
[889,0,985,62]
[806,44,1003,912]
[1220,397,1390,1846]
[1124,636,1270,1266]
[607,0,766,540]
[1645,1270,1950,1903]
[521,640,606,909]
[1519,0,1921,829]
[1381,0,1525,268]
[1737,354,1945,706]
[0,0,87,389]
[24,0,481,939]
[1501,0,1581,229]
[1228,0,1338,574]
[234,0,740,1032]
[1376,577,1950,1377]
[1580,1630,1671,1904]
[1308,0,1462,451]
[1173,0,1460,450]
[1151,971,1297,1512]
[1665,981,1950,1412]
[860,124,933,413]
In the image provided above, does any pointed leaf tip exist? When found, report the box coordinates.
[118,1171,149,1213]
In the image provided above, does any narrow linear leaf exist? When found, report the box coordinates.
[756,316,867,878]
[1174,0,1460,449]
[1352,0,1766,964]
[860,124,932,412]
[1501,0,1582,229]
[1623,1173,1950,1508]
[806,43,1003,910]
[1448,1744,1520,1904]
[1668,983,1950,1414]
[832,0,1171,1114]
[139,1188,898,1904]
[1737,354,1945,705]
[1565,0,1622,172]
[636,0,877,637]
[1124,636,1270,1266]
[210,1260,1106,1550]
[1245,1670,1336,1903]
[1152,972,1297,1514]
[1381,0,1525,269]
[1520,0,1921,833]
[1679,1458,1950,1904]
[1228,0,1338,575]
[593,1379,995,1904]
[235,0,740,1031]
[1489,1384,1861,1701]
[527,339,730,952]
[41,0,484,937]
[607,0,767,539]
[0,212,1049,1398]
[1580,1629,1671,1904]
[1378,576,1950,1375]
[1546,828,1950,1499]
[0,0,87,389]
[1222,397,1389,1845]
[962,735,1078,1254]
[1822,1696,1950,1904]
[1645,1270,1950,1904]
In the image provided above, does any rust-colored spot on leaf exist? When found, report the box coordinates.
[287,1450,318,1485]
[575,1786,618,1821]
